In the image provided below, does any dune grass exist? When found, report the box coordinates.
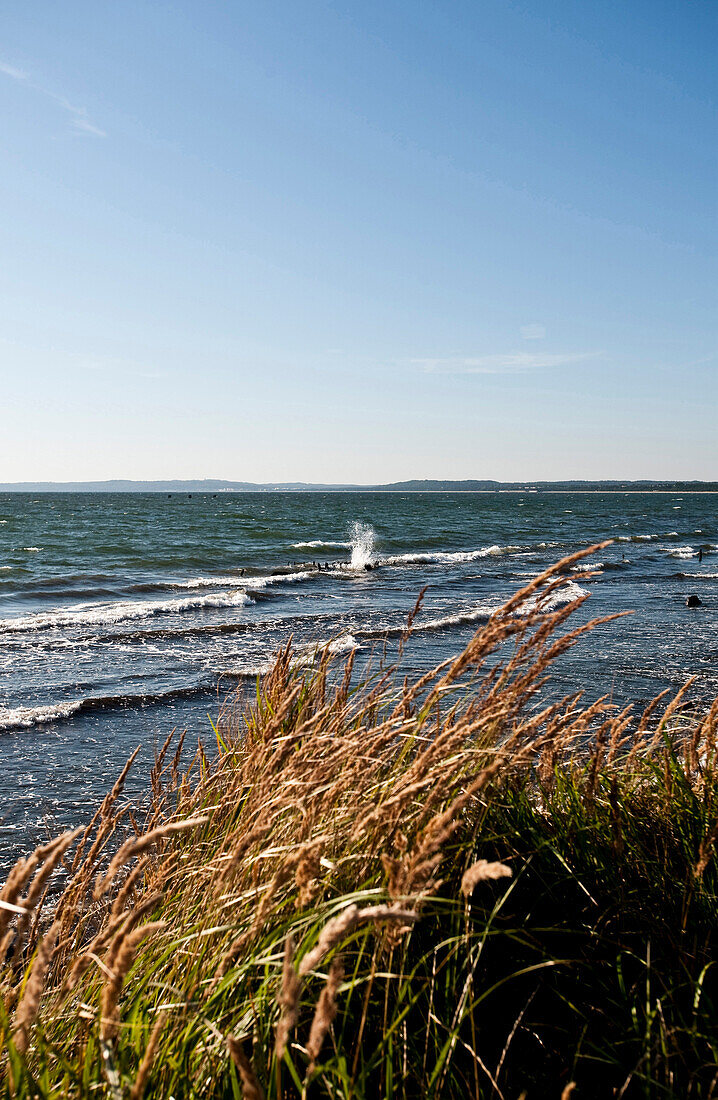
[2,545,718,1098]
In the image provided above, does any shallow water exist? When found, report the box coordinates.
[1,491,716,865]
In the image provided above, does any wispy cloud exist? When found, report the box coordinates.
[414,351,599,375]
[0,62,28,81]
[0,59,105,137]
[520,323,546,340]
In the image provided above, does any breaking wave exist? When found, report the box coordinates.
[616,532,679,543]
[0,700,84,730]
[660,546,696,559]
[154,570,314,592]
[292,632,360,667]
[383,544,525,566]
[290,540,351,550]
[361,582,590,640]
[0,682,225,731]
[530,580,590,611]
[0,589,254,635]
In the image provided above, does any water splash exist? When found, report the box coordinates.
[349,521,376,569]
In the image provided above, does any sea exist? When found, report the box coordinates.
[1,491,716,868]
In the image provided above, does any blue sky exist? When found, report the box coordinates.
[0,0,715,482]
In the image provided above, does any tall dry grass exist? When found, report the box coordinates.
[2,545,718,1097]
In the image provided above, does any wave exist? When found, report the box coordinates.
[0,588,254,635]
[615,532,679,543]
[290,540,351,550]
[359,602,501,639]
[214,660,276,678]
[532,580,589,611]
[326,633,359,655]
[0,681,227,731]
[292,633,360,667]
[0,700,84,730]
[20,547,42,552]
[359,581,590,640]
[570,561,629,573]
[660,545,696,559]
[382,544,525,566]
[144,570,314,593]
[132,575,251,593]
[248,571,314,588]
[408,604,498,633]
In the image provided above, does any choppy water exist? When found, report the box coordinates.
[1,491,716,864]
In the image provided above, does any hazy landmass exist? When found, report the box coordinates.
[0,478,716,493]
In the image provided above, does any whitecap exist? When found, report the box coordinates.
[247,571,314,588]
[215,659,275,677]
[168,575,254,590]
[383,544,525,566]
[410,603,500,632]
[0,700,83,731]
[291,540,351,550]
[0,588,253,635]
[168,570,313,592]
[292,632,360,668]
[661,545,695,559]
[326,633,359,655]
[615,532,678,543]
[532,580,589,612]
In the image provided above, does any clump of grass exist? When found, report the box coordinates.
[2,545,718,1098]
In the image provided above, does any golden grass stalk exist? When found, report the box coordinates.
[129,1010,167,1100]
[100,921,166,1043]
[275,934,301,1060]
[461,860,513,895]
[11,920,60,1054]
[227,1035,265,1099]
[94,816,209,897]
[306,955,344,1068]
[298,905,418,978]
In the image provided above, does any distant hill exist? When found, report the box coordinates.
[1,479,717,493]
[373,479,718,492]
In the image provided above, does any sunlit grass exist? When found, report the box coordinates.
[2,545,718,1097]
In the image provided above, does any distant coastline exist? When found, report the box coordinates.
[1,478,717,493]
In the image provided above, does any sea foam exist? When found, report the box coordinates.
[0,700,83,731]
[383,544,525,566]
[0,589,254,635]
[290,540,351,550]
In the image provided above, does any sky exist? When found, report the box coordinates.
[0,0,716,483]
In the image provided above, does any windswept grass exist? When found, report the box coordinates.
[2,545,718,1098]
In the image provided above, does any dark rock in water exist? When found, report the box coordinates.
[686,594,702,607]
[364,563,373,571]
